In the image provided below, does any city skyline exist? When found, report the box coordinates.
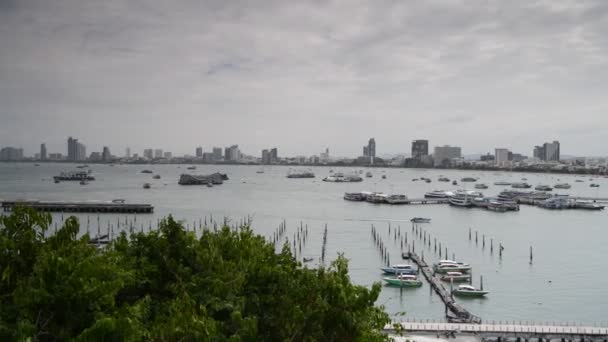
[2,1,608,156]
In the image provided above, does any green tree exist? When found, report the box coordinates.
[0,208,390,341]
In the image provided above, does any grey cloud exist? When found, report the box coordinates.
[1,0,608,157]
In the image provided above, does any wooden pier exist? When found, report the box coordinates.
[1,201,154,214]
[408,251,481,324]
[386,320,608,337]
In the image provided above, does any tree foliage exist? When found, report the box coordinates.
[0,208,390,341]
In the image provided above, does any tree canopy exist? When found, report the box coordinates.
[0,208,390,341]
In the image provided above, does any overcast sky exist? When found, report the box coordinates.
[1,0,607,157]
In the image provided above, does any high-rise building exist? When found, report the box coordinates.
[164,152,172,159]
[154,149,163,159]
[40,143,47,160]
[411,140,429,158]
[89,152,102,161]
[270,148,278,163]
[48,153,63,160]
[495,148,510,166]
[143,149,153,159]
[212,147,222,161]
[67,137,77,161]
[363,146,369,157]
[261,149,270,164]
[543,141,560,161]
[533,145,545,160]
[433,145,461,167]
[102,146,111,162]
[76,142,86,161]
[125,147,131,158]
[225,145,240,162]
[368,138,376,158]
[0,147,24,161]
[196,147,203,158]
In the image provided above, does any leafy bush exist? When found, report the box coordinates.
[0,208,389,341]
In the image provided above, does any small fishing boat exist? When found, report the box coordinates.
[79,180,88,185]
[303,257,314,262]
[365,171,373,178]
[383,274,423,287]
[141,170,153,174]
[535,185,553,191]
[452,180,458,185]
[511,182,532,189]
[440,272,471,282]
[461,177,477,182]
[187,166,196,170]
[207,182,213,187]
[494,181,512,186]
[152,175,161,179]
[54,179,60,184]
[381,264,417,275]
[590,183,600,188]
[474,183,488,189]
[575,180,584,182]
[143,183,151,189]
[410,217,431,223]
[425,179,431,183]
[438,177,450,182]
[382,174,387,179]
[256,170,264,174]
[452,284,489,297]
[554,183,571,189]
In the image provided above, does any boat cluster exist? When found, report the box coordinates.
[498,191,605,210]
[344,191,409,204]
[381,260,488,297]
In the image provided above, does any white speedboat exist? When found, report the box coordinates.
[449,190,482,207]
[433,260,472,273]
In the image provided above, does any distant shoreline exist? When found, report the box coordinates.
[2,160,607,177]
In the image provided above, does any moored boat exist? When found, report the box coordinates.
[143,183,151,189]
[590,183,600,188]
[287,171,315,178]
[461,177,477,182]
[535,185,553,191]
[433,260,471,274]
[440,272,471,282]
[383,274,423,287]
[554,183,571,189]
[410,217,431,223]
[343,192,365,201]
[424,190,454,198]
[494,181,512,186]
[438,177,450,182]
[449,190,482,207]
[474,183,488,189]
[386,194,409,204]
[452,284,489,297]
[511,182,532,189]
[381,264,417,275]
[365,171,373,178]
[366,193,388,204]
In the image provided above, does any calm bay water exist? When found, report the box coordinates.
[1,163,607,324]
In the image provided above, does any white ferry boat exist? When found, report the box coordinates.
[53,170,95,182]
[449,190,483,207]
[366,192,388,203]
[424,190,454,198]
